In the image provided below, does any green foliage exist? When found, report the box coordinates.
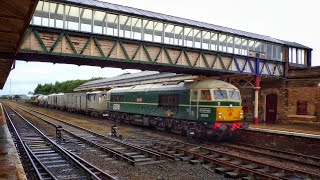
[34,77,103,95]
[0,95,7,99]
[14,95,21,99]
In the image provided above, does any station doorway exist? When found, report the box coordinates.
[265,94,278,124]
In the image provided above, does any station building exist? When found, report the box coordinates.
[241,67,320,124]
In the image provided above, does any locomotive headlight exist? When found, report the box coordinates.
[240,112,243,119]
[218,112,222,119]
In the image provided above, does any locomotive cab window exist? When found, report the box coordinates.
[214,89,228,100]
[200,90,211,101]
[229,90,240,101]
[191,90,198,101]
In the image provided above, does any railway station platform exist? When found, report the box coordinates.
[0,103,26,179]
[248,122,320,139]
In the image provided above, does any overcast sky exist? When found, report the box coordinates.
[0,0,319,95]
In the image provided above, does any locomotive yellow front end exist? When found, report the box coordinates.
[215,106,245,132]
[209,86,248,139]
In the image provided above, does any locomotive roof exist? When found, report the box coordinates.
[190,80,238,89]
[38,95,48,99]
[109,80,238,93]
[86,91,102,95]
[48,93,65,96]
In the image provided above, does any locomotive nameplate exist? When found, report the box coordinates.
[113,104,120,111]
[199,108,211,113]
[201,114,209,117]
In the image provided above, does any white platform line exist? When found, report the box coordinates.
[248,127,320,139]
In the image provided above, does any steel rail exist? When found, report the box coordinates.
[59,145,118,180]
[12,104,135,165]
[3,104,55,180]
[154,140,320,179]
[5,105,103,180]
[152,141,281,180]
[13,103,320,179]
[227,142,320,164]
[14,104,176,164]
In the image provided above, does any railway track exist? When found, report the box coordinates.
[3,105,116,180]
[221,142,320,168]
[10,103,320,179]
[12,104,175,166]
[122,136,320,179]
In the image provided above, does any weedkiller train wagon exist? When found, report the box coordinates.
[105,79,247,139]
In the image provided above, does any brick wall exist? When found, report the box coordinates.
[239,77,320,124]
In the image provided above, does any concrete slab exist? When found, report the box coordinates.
[0,103,27,179]
[248,123,320,139]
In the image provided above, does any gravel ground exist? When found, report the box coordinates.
[10,102,229,180]
[5,106,90,179]
[9,102,320,179]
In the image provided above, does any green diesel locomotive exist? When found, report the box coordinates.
[106,79,246,139]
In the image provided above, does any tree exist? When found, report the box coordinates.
[14,95,21,99]
[34,77,104,95]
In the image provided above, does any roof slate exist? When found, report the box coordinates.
[61,0,311,48]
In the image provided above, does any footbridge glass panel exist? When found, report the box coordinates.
[31,1,284,62]
[23,0,311,76]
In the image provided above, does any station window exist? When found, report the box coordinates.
[272,45,277,60]
[234,37,241,55]
[154,21,163,43]
[266,44,273,60]
[80,8,92,32]
[194,29,201,48]
[132,18,142,40]
[218,34,227,52]
[143,20,153,41]
[289,47,306,65]
[254,41,260,52]
[158,94,179,110]
[110,95,124,102]
[93,10,106,34]
[120,15,131,38]
[260,43,266,53]
[174,26,183,46]
[49,3,64,28]
[297,49,302,64]
[33,1,49,26]
[106,13,118,36]
[164,24,174,45]
[184,27,193,47]
[210,33,218,51]
[248,40,255,51]
[226,36,234,53]
[202,31,210,50]
[65,5,80,31]
[240,39,248,56]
